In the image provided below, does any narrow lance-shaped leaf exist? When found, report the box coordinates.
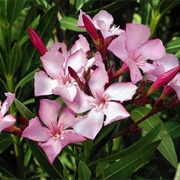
[78,161,91,180]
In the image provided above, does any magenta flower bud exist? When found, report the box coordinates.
[82,14,100,47]
[28,27,47,55]
[147,66,180,96]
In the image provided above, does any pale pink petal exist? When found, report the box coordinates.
[0,115,16,133]
[88,63,108,97]
[22,117,50,142]
[103,102,130,125]
[39,99,61,128]
[126,23,150,52]
[73,109,104,139]
[41,51,65,79]
[1,93,15,116]
[62,130,86,147]
[52,84,77,102]
[170,74,180,100]
[58,107,75,129]
[139,39,165,61]
[108,33,128,61]
[92,10,113,30]
[51,42,69,60]
[64,87,94,113]
[65,49,87,73]
[156,54,179,72]
[34,71,58,96]
[71,34,90,54]
[125,59,143,84]
[38,138,62,164]
[140,62,156,73]
[105,82,137,102]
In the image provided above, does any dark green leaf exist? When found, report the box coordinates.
[102,141,160,179]
[0,133,13,153]
[165,38,180,54]
[131,107,178,168]
[165,116,180,139]
[141,0,152,25]
[78,161,91,180]
[6,0,24,24]
[90,123,162,165]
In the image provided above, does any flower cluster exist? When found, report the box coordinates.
[2,10,179,164]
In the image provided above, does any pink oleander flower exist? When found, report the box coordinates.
[0,93,16,133]
[28,27,47,55]
[169,73,180,100]
[108,23,166,84]
[65,62,137,139]
[22,99,86,164]
[78,10,123,39]
[34,35,90,102]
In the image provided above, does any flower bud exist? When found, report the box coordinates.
[147,66,180,96]
[28,27,47,55]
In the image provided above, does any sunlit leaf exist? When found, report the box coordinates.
[60,17,86,32]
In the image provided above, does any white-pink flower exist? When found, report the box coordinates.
[22,99,86,164]
[35,35,90,102]
[78,10,124,39]
[108,23,166,84]
[0,93,16,133]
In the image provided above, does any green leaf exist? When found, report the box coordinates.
[60,17,86,32]
[164,116,180,139]
[0,133,14,153]
[15,68,38,92]
[24,147,32,167]
[15,98,35,120]
[165,37,180,54]
[90,123,162,165]
[8,43,22,75]
[78,161,91,180]
[141,0,152,25]
[102,141,160,179]
[6,0,24,24]
[131,107,178,168]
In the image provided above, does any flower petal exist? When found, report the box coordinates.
[39,99,61,128]
[34,71,58,96]
[22,117,50,142]
[39,138,62,164]
[139,39,165,60]
[126,23,150,52]
[104,102,130,125]
[62,130,86,147]
[1,93,15,116]
[41,51,65,79]
[0,115,16,133]
[105,82,137,102]
[108,32,128,61]
[73,109,104,139]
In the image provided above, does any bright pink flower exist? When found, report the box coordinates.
[28,27,47,55]
[22,99,86,164]
[78,10,123,39]
[0,93,16,133]
[35,37,89,102]
[65,63,137,139]
[108,23,166,84]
